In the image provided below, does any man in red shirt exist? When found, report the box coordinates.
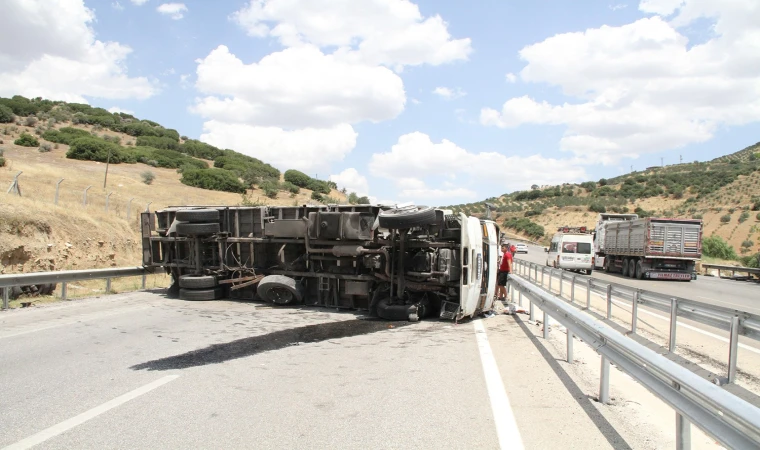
[496,243,513,300]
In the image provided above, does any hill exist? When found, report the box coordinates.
[445,143,760,266]
[0,95,367,280]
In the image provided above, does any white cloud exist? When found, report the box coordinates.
[0,0,156,102]
[108,106,134,114]
[505,72,517,83]
[231,0,471,70]
[481,1,760,164]
[157,3,187,20]
[432,86,466,100]
[329,168,370,196]
[192,45,405,129]
[200,121,357,173]
[609,4,628,11]
[370,132,588,200]
[112,1,124,10]
[130,0,149,4]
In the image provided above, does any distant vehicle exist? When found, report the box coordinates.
[546,226,594,274]
[592,213,639,270]
[514,243,528,254]
[599,217,702,281]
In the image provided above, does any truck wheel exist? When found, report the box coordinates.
[179,287,223,301]
[603,258,611,273]
[629,259,638,278]
[257,275,303,305]
[635,261,644,280]
[622,259,629,277]
[375,296,414,321]
[179,274,217,289]
[175,222,220,235]
[175,208,220,223]
[378,206,437,229]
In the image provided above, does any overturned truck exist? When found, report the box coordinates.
[141,204,500,321]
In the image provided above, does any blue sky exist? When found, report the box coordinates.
[2,0,759,205]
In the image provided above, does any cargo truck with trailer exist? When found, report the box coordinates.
[140,203,500,322]
[599,217,703,281]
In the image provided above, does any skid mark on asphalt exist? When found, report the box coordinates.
[131,319,411,371]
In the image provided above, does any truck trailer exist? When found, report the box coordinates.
[140,204,500,321]
[592,213,639,270]
[599,217,703,281]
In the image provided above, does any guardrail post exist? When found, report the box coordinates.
[61,282,68,300]
[106,277,112,293]
[676,411,691,450]
[599,355,610,404]
[529,299,535,322]
[669,299,678,353]
[2,287,8,310]
[727,315,740,383]
[559,270,564,298]
[83,186,91,206]
[631,290,639,334]
[543,310,549,338]
[586,278,592,309]
[517,290,522,307]
[570,275,576,303]
[541,268,545,288]
[606,284,613,319]
[567,332,574,363]
[141,273,147,289]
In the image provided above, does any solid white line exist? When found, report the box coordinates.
[2,375,179,450]
[473,320,524,450]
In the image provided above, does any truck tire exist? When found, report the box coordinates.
[175,208,220,223]
[179,287,223,301]
[603,258,611,273]
[378,206,437,229]
[179,274,217,289]
[257,275,303,305]
[621,259,629,277]
[175,222,220,235]
[375,296,415,321]
[629,259,638,278]
[635,261,644,280]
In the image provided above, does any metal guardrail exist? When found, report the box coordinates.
[0,267,149,310]
[702,263,760,278]
[513,260,760,385]
[508,273,760,450]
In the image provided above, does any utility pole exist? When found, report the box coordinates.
[630,165,633,173]
[680,155,683,164]
[661,157,664,167]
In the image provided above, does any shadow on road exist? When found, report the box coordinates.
[513,315,634,450]
[130,319,411,371]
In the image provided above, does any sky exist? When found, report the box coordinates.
[2,0,760,205]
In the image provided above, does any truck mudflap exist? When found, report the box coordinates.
[646,271,695,281]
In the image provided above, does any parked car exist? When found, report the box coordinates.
[514,243,528,254]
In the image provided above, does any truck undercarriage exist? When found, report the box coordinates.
[141,204,499,321]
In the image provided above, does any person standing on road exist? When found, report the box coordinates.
[496,244,513,301]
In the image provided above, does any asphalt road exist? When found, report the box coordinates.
[0,291,708,449]
[514,243,760,315]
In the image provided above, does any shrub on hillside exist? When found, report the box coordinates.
[14,133,39,147]
[739,211,750,223]
[136,135,179,150]
[720,214,731,223]
[0,105,14,123]
[259,180,279,198]
[284,169,311,188]
[310,191,323,201]
[503,217,545,240]
[66,137,135,163]
[357,196,370,205]
[589,203,606,213]
[0,156,4,167]
[179,139,224,159]
[180,168,247,193]
[38,143,52,153]
[282,182,299,194]
[129,146,206,170]
[42,127,90,145]
[141,171,155,185]
[702,235,737,260]
[307,178,331,194]
[24,116,37,127]
[348,192,359,204]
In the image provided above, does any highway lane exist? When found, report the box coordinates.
[0,291,705,449]
[513,243,760,315]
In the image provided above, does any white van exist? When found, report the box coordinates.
[546,227,594,274]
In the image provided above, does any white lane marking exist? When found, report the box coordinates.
[473,320,524,450]
[2,375,179,450]
[0,306,152,339]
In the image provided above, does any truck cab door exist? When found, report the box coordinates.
[478,221,498,312]
[458,214,484,320]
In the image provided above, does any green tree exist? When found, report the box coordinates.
[180,168,247,193]
[357,196,370,204]
[702,235,737,260]
[284,169,312,187]
[348,192,359,204]
[0,105,14,123]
